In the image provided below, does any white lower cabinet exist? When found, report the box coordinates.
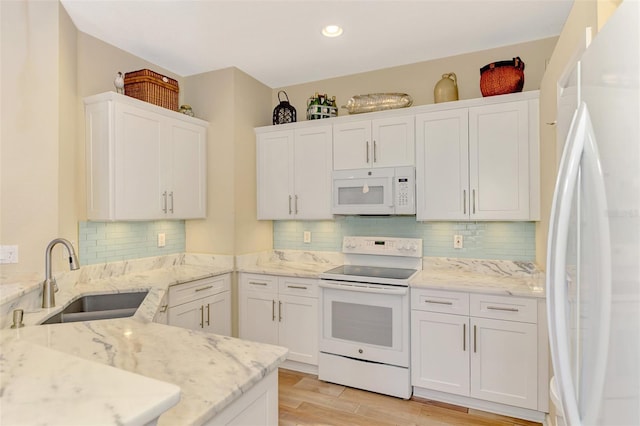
[238,273,318,369]
[168,274,231,336]
[411,289,541,415]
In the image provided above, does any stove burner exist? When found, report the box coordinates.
[323,265,417,281]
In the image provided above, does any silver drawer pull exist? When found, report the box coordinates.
[195,285,213,292]
[249,281,268,286]
[425,299,453,305]
[160,304,168,313]
[487,306,519,312]
[287,285,308,290]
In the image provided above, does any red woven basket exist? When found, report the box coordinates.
[480,57,525,97]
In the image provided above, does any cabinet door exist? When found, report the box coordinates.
[167,118,207,219]
[470,317,538,409]
[278,294,319,365]
[372,115,415,168]
[469,101,530,220]
[332,120,371,170]
[256,130,294,219]
[203,292,231,336]
[239,289,279,345]
[114,102,165,220]
[168,298,206,331]
[416,109,469,220]
[293,126,333,219]
[411,311,470,396]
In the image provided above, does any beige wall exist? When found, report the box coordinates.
[273,37,558,119]
[232,69,273,255]
[183,68,237,255]
[58,3,78,262]
[1,0,61,275]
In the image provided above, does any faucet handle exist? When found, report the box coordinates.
[52,277,59,292]
[10,309,24,328]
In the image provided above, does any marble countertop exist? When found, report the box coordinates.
[1,340,181,426]
[236,251,544,298]
[410,257,545,298]
[0,254,288,426]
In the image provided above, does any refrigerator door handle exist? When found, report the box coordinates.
[547,102,612,426]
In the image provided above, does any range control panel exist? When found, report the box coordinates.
[342,236,423,258]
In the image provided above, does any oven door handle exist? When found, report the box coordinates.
[319,281,408,295]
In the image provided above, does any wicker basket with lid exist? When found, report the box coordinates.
[124,69,179,111]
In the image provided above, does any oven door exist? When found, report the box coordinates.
[332,168,395,215]
[319,280,410,367]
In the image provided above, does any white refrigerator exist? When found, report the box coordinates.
[547,1,640,425]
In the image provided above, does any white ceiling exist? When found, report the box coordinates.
[60,0,573,88]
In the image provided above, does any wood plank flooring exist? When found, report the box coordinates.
[278,369,542,426]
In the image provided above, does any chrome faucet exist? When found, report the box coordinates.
[42,238,80,308]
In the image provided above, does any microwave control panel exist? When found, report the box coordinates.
[394,167,415,215]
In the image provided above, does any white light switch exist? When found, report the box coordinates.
[0,245,19,264]
[303,231,311,243]
[158,233,166,248]
[453,235,463,249]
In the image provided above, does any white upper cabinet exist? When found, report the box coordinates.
[85,92,207,221]
[416,93,539,221]
[333,115,415,170]
[256,124,333,220]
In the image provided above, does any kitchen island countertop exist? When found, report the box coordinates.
[0,254,288,426]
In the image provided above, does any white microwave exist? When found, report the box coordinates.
[332,166,415,215]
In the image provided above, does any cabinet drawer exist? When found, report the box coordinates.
[169,275,230,307]
[470,294,537,323]
[240,273,278,293]
[278,277,318,298]
[412,288,469,315]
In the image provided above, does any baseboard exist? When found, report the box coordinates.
[413,386,547,423]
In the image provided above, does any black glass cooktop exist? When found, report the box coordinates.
[323,265,417,280]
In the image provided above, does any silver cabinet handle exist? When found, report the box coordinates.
[206,303,210,326]
[160,304,168,313]
[474,325,477,353]
[169,191,174,213]
[195,285,213,292]
[200,305,204,328]
[278,300,282,322]
[272,300,276,321]
[472,189,476,214]
[294,194,298,214]
[425,299,453,305]
[487,306,519,312]
[287,285,308,290]
[366,141,370,163]
[463,190,467,214]
[248,281,268,286]
[162,191,168,213]
[373,140,377,163]
[288,195,292,215]
[463,323,466,351]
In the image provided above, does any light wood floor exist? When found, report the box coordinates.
[278,369,542,426]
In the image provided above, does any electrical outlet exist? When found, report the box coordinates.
[303,231,311,243]
[453,235,463,249]
[0,245,18,264]
[158,233,166,248]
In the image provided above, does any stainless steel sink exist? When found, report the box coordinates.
[40,291,148,324]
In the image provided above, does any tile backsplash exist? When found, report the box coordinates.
[78,221,185,265]
[274,217,535,261]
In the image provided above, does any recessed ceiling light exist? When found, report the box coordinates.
[322,25,343,38]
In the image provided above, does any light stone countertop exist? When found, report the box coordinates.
[236,251,545,298]
[410,257,545,298]
[0,253,288,426]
